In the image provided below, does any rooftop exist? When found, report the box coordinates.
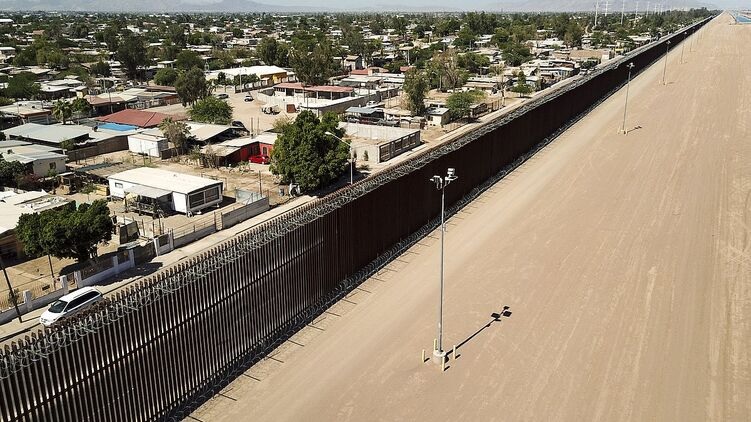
[186,123,234,142]
[3,123,90,144]
[108,167,223,195]
[275,83,354,94]
[96,109,180,128]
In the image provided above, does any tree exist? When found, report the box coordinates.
[430,49,468,91]
[154,67,178,86]
[511,71,534,97]
[5,72,40,99]
[52,100,72,125]
[159,118,191,153]
[16,200,113,263]
[174,68,210,105]
[117,32,147,80]
[175,50,204,71]
[70,98,91,119]
[189,96,233,125]
[446,90,486,120]
[90,60,111,77]
[402,68,429,115]
[458,52,490,75]
[257,37,280,66]
[0,158,27,187]
[290,41,334,87]
[270,111,350,192]
[502,40,533,66]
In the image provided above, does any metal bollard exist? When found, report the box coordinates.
[441,356,446,372]
[453,345,457,359]
[422,349,425,363]
[433,339,437,351]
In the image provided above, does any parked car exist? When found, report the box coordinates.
[261,105,280,115]
[376,119,399,127]
[366,100,377,107]
[39,287,104,327]
[244,94,254,102]
[231,120,247,130]
[250,154,271,164]
[215,93,229,100]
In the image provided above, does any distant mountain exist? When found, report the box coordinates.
[0,0,717,12]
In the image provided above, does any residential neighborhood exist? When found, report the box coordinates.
[0,7,712,325]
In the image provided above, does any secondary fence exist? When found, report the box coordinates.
[0,18,711,422]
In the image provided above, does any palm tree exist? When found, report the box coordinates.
[158,118,191,154]
[52,100,72,125]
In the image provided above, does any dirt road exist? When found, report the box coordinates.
[193,14,750,422]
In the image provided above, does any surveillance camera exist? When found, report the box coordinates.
[447,168,455,177]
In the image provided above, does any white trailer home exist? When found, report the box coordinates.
[108,167,223,215]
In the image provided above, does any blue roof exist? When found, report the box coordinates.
[97,122,138,132]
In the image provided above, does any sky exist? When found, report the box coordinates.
[0,0,748,10]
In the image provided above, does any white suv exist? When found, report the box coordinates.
[40,287,104,327]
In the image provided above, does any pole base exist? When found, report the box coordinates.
[433,349,447,364]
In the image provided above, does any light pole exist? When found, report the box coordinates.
[429,168,458,363]
[662,40,671,85]
[621,62,635,134]
[325,131,353,185]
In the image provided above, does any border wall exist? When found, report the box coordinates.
[0,18,711,422]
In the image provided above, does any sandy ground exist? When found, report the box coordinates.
[191,14,750,422]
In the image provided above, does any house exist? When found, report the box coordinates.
[96,109,181,129]
[0,190,73,260]
[251,132,276,157]
[343,55,364,71]
[426,107,451,127]
[0,141,67,177]
[3,123,91,147]
[127,132,168,157]
[0,46,15,64]
[205,65,290,86]
[338,122,421,163]
[200,136,256,167]
[345,106,383,123]
[274,83,354,101]
[0,101,52,125]
[108,168,223,215]
[187,123,237,145]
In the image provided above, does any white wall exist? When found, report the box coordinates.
[31,157,66,177]
[173,193,188,214]
[128,135,166,157]
[108,178,136,199]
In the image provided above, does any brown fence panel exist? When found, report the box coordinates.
[0,18,711,422]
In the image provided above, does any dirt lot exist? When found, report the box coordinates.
[192,14,750,422]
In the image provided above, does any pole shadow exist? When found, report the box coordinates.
[625,125,643,135]
[456,306,513,351]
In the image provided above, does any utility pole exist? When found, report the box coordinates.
[621,0,626,25]
[621,62,635,135]
[595,0,600,28]
[605,0,610,17]
[634,2,639,27]
[1,256,22,323]
[428,168,458,364]
[662,40,671,85]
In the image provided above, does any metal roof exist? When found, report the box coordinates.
[108,167,223,195]
[125,185,171,199]
[187,123,233,142]
[3,123,90,144]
